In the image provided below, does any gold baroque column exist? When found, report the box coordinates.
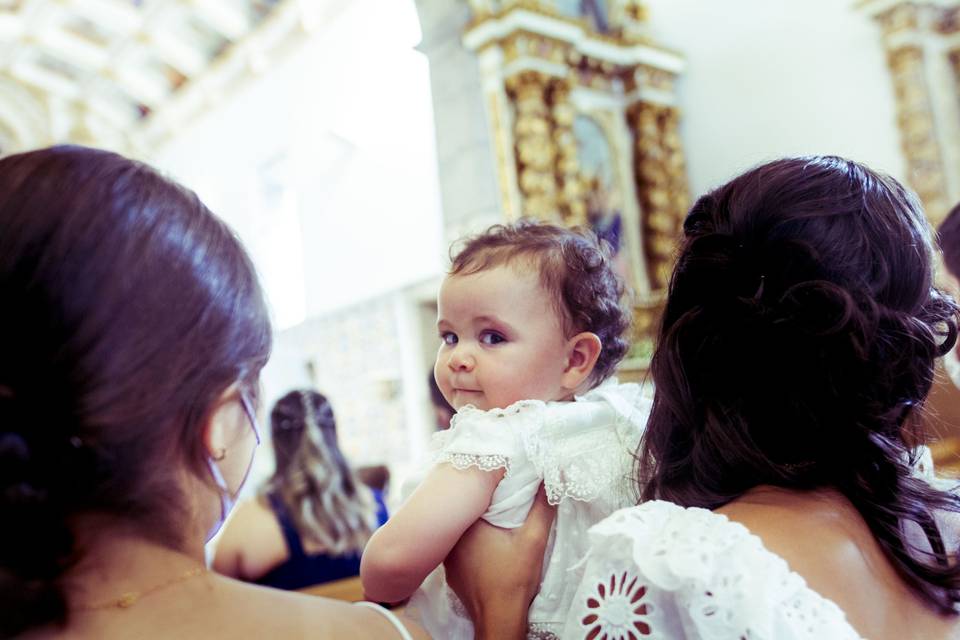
[865,1,958,223]
[507,70,559,221]
[549,77,588,225]
[661,107,689,245]
[629,101,689,291]
[888,45,950,220]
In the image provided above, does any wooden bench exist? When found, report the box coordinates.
[931,436,960,477]
[298,575,365,602]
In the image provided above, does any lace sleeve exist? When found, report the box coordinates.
[561,501,863,640]
[430,400,546,476]
[521,382,650,505]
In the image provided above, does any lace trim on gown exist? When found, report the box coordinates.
[431,381,649,507]
[434,451,512,474]
[430,398,547,478]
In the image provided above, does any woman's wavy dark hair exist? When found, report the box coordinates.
[639,156,960,613]
[264,390,377,556]
[0,146,272,635]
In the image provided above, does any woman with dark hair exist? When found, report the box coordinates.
[214,389,388,588]
[0,146,423,638]
[443,156,960,639]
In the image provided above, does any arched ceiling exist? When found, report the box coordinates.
[0,0,329,155]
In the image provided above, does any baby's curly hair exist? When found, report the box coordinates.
[449,220,631,385]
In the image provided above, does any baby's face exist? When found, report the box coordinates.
[434,264,571,411]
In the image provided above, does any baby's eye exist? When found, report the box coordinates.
[440,332,458,346]
[480,331,506,345]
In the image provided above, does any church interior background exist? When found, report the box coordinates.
[2,0,960,501]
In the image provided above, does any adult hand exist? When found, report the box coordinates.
[444,485,556,640]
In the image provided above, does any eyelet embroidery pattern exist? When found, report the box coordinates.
[574,501,864,640]
[580,571,654,639]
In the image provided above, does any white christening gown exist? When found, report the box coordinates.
[406,379,651,640]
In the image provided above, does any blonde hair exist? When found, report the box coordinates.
[263,390,377,555]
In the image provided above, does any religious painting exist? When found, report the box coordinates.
[573,114,628,269]
[555,0,611,33]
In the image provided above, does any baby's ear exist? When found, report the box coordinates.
[561,332,602,391]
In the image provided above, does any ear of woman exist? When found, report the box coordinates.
[202,385,254,463]
[200,385,261,542]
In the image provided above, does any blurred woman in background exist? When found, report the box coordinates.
[214,390,387,589]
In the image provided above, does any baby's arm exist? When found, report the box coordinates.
[360,462,504,603]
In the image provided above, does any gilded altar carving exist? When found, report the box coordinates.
[507,70,561,221]
[550,78,589,225]
[888,45,948,219]
[862,0,960,223]
[628,101,689,290]
[462,0,688,368]
[503,71,587,225]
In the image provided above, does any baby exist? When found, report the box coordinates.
[361,221,650,639]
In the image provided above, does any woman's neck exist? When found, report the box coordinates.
[64,517,206,611]
[733,483,846,507]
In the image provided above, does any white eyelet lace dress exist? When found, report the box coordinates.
[404,379,652,640]
[561,500,865,640]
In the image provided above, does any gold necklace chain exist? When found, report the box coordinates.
[74,566,207,611]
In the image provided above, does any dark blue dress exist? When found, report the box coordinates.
[255,489,388,590]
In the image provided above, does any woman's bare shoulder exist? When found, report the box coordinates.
[716,487,959,640]
[208,576,427,638]
[213,497,287,579]
[716,487,883,586]
[21,574,425,640]
[229,495,276,525]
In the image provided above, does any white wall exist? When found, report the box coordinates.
[643,0,906,198]
[154,0,444,334]
[154,1,446,499]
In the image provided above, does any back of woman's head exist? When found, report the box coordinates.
[641,155,960,612]
[266,390,376,556]
[0,146,272,635]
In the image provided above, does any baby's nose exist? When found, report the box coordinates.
[448,346,475,371]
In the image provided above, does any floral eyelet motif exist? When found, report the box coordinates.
[580,571,654,639]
